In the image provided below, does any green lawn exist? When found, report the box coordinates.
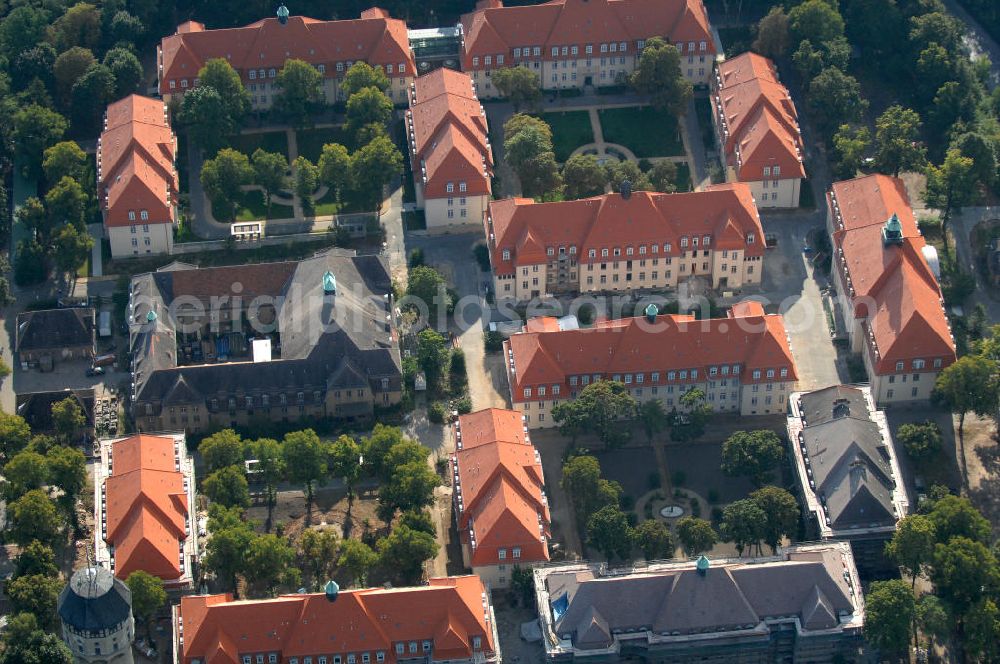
[225,131,290,157]
[312,190,342,216]
[212,190,294,222]
[297,126,351,163]
[598,106,685,158]
[541,111,595,162]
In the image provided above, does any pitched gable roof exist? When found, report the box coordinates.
[714,52,803,181]
[452,409,549,567]
[104,434,189,582]
[177,576,496,664]
[505,305,797,401]
[407,68,493,200]
[98,94,177,228]
[16,308,94,352]
[830,174,955,373]
[460,0,715,67]
[487,185,763,276]
[159,10,414,85]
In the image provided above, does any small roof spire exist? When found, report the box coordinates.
[696,555,710,576]
[146,310,158,323]
[323,271,337,294]
[882,213,903,247]
[324,579,340,602]
[277,4,290,24]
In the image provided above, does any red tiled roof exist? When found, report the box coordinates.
[98,95,177,228]
[830,174,956,374]
[486,185,764,276]
[407,69,493,199]
[505,305,797,402]
[104,434,188,582]
[460,0,714,67]
[177,576,496,664]
[714,53,803,181]
[452,409,549,567]
[159,10,414,85]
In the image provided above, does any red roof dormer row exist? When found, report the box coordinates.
[451,408,550,568]
[460,0,714,70]
[485,184,764,277]
[97,94,178,229]
[713,52,804,182]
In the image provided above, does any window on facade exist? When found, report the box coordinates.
[473,637,482,650]
[498,548,507,559]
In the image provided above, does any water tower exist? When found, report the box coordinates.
[58,566,136,664]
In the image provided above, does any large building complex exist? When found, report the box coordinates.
[58,566,136,664]
[451,408,550,588]
[173,576,500,664]
[787,385,907,570]
[460,0,716,98]
[98,94,178,258]
[504,300,797,428]
[158,7,415,108]
[406,68,493,231]
[128,249,401,433]
[485,184,764,301]
[827,175,956,405]
[711,52,804,208]
[95,432,197,588]
[534,543,866,663]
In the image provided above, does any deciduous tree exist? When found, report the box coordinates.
[721,498,766,556]
[329,435,363,500]
[341,61,389,98]
[754,7,790,58]
[251,148,289,211]
[102,47,143,98]
[49,2,101,51]
[71,63,115,130]
[377,524,438,584]
[338,537,377,587]
[931,536,999,618]
[318,142,351,202]
[42,141,87,186]
[587,505,633,561]
[0,412,32,464]
[198,58,250,131]
[274,59,325,129]
[245,533,300,597]
[676,516,716,556]
[639,399,668,442]
[896,421,943,465]
[293,156,320,211]
[5,574,63,630]
[552,380,636,449]
[126,571,166,641]
[832,124,871,180]
[14,541,57,579]
[253,437,284,527]
[53,46,96,103]
[629,37,691,116]
[202,465,250,509]
[874,105,925,177]
[52,224,93,276]
[298,528,339,589]
[648,160,679,193]
[807,68,868,140]
[788,0,844,45]
[561,154,607,199]
[199,429,245,473]
[933,355,998,441]
[377,460,439,521]
[3,451,49,501]
[13,105,68,179]
[886,514,937,589]
[50,397,85,442]
[721,429,784,487]
[349,135,402,211]
[634,519,674,560]
[864,579,916,657]
[201,149,254,222]
[492,66,541,111]
[925,149,977,254]
[749,486,798,554]
[345,86,392,138]
[0,612,74,664]
[203,505,255,595]
[8,489,62,548]
[178,86,234,156]
[282,429,327,511]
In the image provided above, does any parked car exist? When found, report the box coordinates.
[86,366,105,377]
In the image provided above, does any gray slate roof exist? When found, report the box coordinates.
[16,308,94,352]
[15,388,95,432]
[58,567,131,633]
[129,249,401,408]
[550,550,855,645]
[797,386,896,529]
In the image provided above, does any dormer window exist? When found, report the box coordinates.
[128,211,136,221]
[459,181,467,192]
[502,249,510,261]
[446,182,454,193]
[747,233,755,244]
[249,70,257,79]
[140,210,148,220]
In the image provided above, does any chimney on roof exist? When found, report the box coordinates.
[619,179,632,200]
[882,213,904,247]
[277,4,289,24]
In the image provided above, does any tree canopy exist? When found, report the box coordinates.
[629,37,692,116]
[720,429,784,487]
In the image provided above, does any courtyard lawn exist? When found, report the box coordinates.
[212,190,294,222]
[225,130,289,157]
[296,126,352,162]
[542,110,595,162]
[599,106,685,158]
[311,190,341,216]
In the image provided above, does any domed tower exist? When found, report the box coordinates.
[58,567,136,664]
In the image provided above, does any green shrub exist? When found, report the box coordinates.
[648,472,661,490]
[428,402,447,424]
[484,330,504,352]
[707,489,719,504]
[577,304,596,325]
[408,248,425,268]
[455,396,472,415]
[671,470,686,487]
[621,494,636,510]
